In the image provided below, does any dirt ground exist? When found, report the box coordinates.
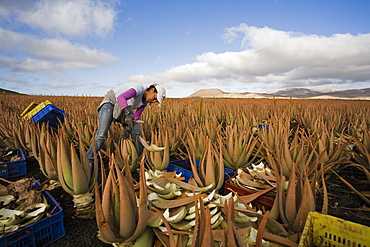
[3,155,370,247]
[316,167,370,227]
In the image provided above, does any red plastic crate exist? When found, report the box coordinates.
[224,176,275,211]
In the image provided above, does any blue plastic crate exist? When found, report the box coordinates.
[167,159,199,182]
[0,149,27,178]
[0,186,65,247]
[31,104,65,129]
[167,159,234,193]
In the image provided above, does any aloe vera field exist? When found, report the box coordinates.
[1,94,369,246]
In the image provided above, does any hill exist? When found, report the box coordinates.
[188,88,226,97]
[273,88,370,99]
[0,88,25,95]
[188,88,271,99]
[188,87,370,100]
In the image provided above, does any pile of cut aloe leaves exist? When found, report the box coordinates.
[0,177,50,237]
[0,150,23,163]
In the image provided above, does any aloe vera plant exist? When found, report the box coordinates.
[311,123,351,167]
[220,124,262,170]
[139,129,170,172]
[33,125,58,182]
[94,155,148,246]
[56,130,98,219]
[160,122,184,158]
[182,127,207,160]
[190,138,225,191]
[349,121,370,168]
[266,152,316,233]
[114,138,140,172]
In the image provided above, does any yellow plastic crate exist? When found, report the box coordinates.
[21,100,53,120]
[20,102,38,117]
[299,211,370,247]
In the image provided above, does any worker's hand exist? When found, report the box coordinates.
[121,106,134,131]
[121,129,131,139]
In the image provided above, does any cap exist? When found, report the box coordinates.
[154,84,166,106]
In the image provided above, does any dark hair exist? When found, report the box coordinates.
[147,85,158,93]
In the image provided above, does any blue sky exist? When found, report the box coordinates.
[1,0,370,98]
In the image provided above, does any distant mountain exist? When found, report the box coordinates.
[272,88,370,99]
[272,88,325,98]
[188,88,227,97]
[188,88,268,99]
[0,88,24,95]
[187,88,370,99]
[325,88,370,98]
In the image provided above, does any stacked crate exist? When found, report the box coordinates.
[21,100,65,128]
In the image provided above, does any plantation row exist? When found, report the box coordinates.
[2,95,369,167]
[0,94,369,246]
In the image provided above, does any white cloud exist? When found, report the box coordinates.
[41,82,75,88]
[0,0,117,38]
[127,24,370,93]
[0,0,119,94]
[0,56,18,67]
[0,76,31,87]
[0,28,118,72]
[0,0,33,21]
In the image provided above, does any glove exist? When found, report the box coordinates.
[123,105,134,129]
[121,128,131,139]
[119,106,134,139]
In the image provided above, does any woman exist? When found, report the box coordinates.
[87,83,166,163]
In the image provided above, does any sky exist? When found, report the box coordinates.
[1,0,370,98]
